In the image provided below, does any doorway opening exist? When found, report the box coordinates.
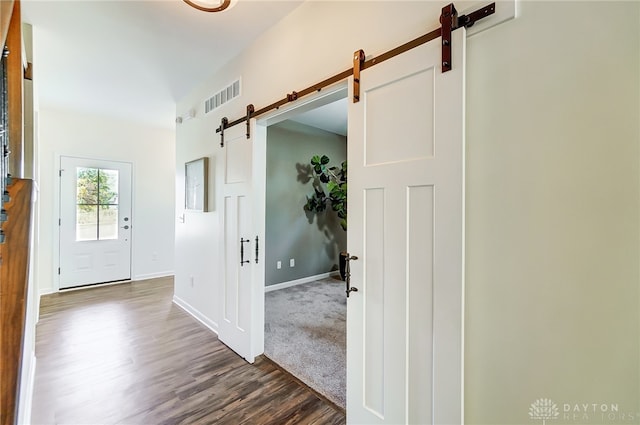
[260,88,348,408]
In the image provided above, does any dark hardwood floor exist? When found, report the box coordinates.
[31,277,346,425]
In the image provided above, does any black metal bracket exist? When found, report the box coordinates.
[245,104,255,139]
[219,117,228,147]
[440,4,458,73]
[440,3,496,72]
[458,3,496,29]
[353,49,365,103]
[441,2,496,73]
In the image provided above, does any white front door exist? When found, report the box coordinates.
[346,28,466,424]
[59,156,132,289]
[218,124,259,362]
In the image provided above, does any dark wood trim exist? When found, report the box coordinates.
[0,0,15,50]
[0,178,34,425]
[6,0,23,177]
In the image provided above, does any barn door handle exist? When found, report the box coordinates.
[255,236,259,264]
[344,253,359,297]
[240,238,251,266]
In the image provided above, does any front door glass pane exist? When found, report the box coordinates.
[99,206,118,240]
[75,167,120,241]
[76,205,98,241]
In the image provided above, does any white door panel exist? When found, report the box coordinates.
[59,156,132,289]
[219,124,256,362]
[347,28,465,424]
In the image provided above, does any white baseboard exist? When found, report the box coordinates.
[265,271,340,292]
[40,274,174,298]
[17,353,36,425]
[173,295,218,335]
[36,290,41,323]
[133,271,174,281]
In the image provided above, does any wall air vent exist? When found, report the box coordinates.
[205,78,241,114]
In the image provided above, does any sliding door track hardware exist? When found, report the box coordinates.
[214,3,495,136]
[219,117,229,147]
[441,2,496,72]
[246,104,255,139]
[353,50,365,103]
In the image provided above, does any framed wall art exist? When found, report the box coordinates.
[185,157,209,212]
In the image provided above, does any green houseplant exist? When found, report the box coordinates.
[304,154,348,279]
[304,155,347,231]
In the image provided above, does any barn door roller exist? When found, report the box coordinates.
[352,50,365,103]
[441,2,496,73]
[245,104,254,139]
[218,117,228,147]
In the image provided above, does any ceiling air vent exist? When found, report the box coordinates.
[205,79,241,114]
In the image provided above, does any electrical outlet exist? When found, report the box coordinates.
[290,258,295,267]
[276,261,282,269]
[152,252,158,261]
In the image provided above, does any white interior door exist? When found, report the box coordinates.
[59,156,132,289]
[346,28,465,424]
[219,124,257,362]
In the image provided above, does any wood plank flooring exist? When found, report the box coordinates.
[31,277,346,425]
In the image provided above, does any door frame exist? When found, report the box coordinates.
[53,154,135,292]
[250,82,349,360]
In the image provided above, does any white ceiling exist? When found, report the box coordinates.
[21,0,303,128]
[290,97,347,136]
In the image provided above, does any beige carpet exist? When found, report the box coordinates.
[264,276,346,408]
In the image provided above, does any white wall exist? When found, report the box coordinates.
[173,114,219,327]
[37,107,176,293]
[175,1,639,422]
[465,2,639,422]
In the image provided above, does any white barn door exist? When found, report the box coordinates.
[218,124,258,362]
[346,28,465,424]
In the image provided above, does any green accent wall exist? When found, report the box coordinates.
[266,120,347,286]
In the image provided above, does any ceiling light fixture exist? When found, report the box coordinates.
[183,0,232,13]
